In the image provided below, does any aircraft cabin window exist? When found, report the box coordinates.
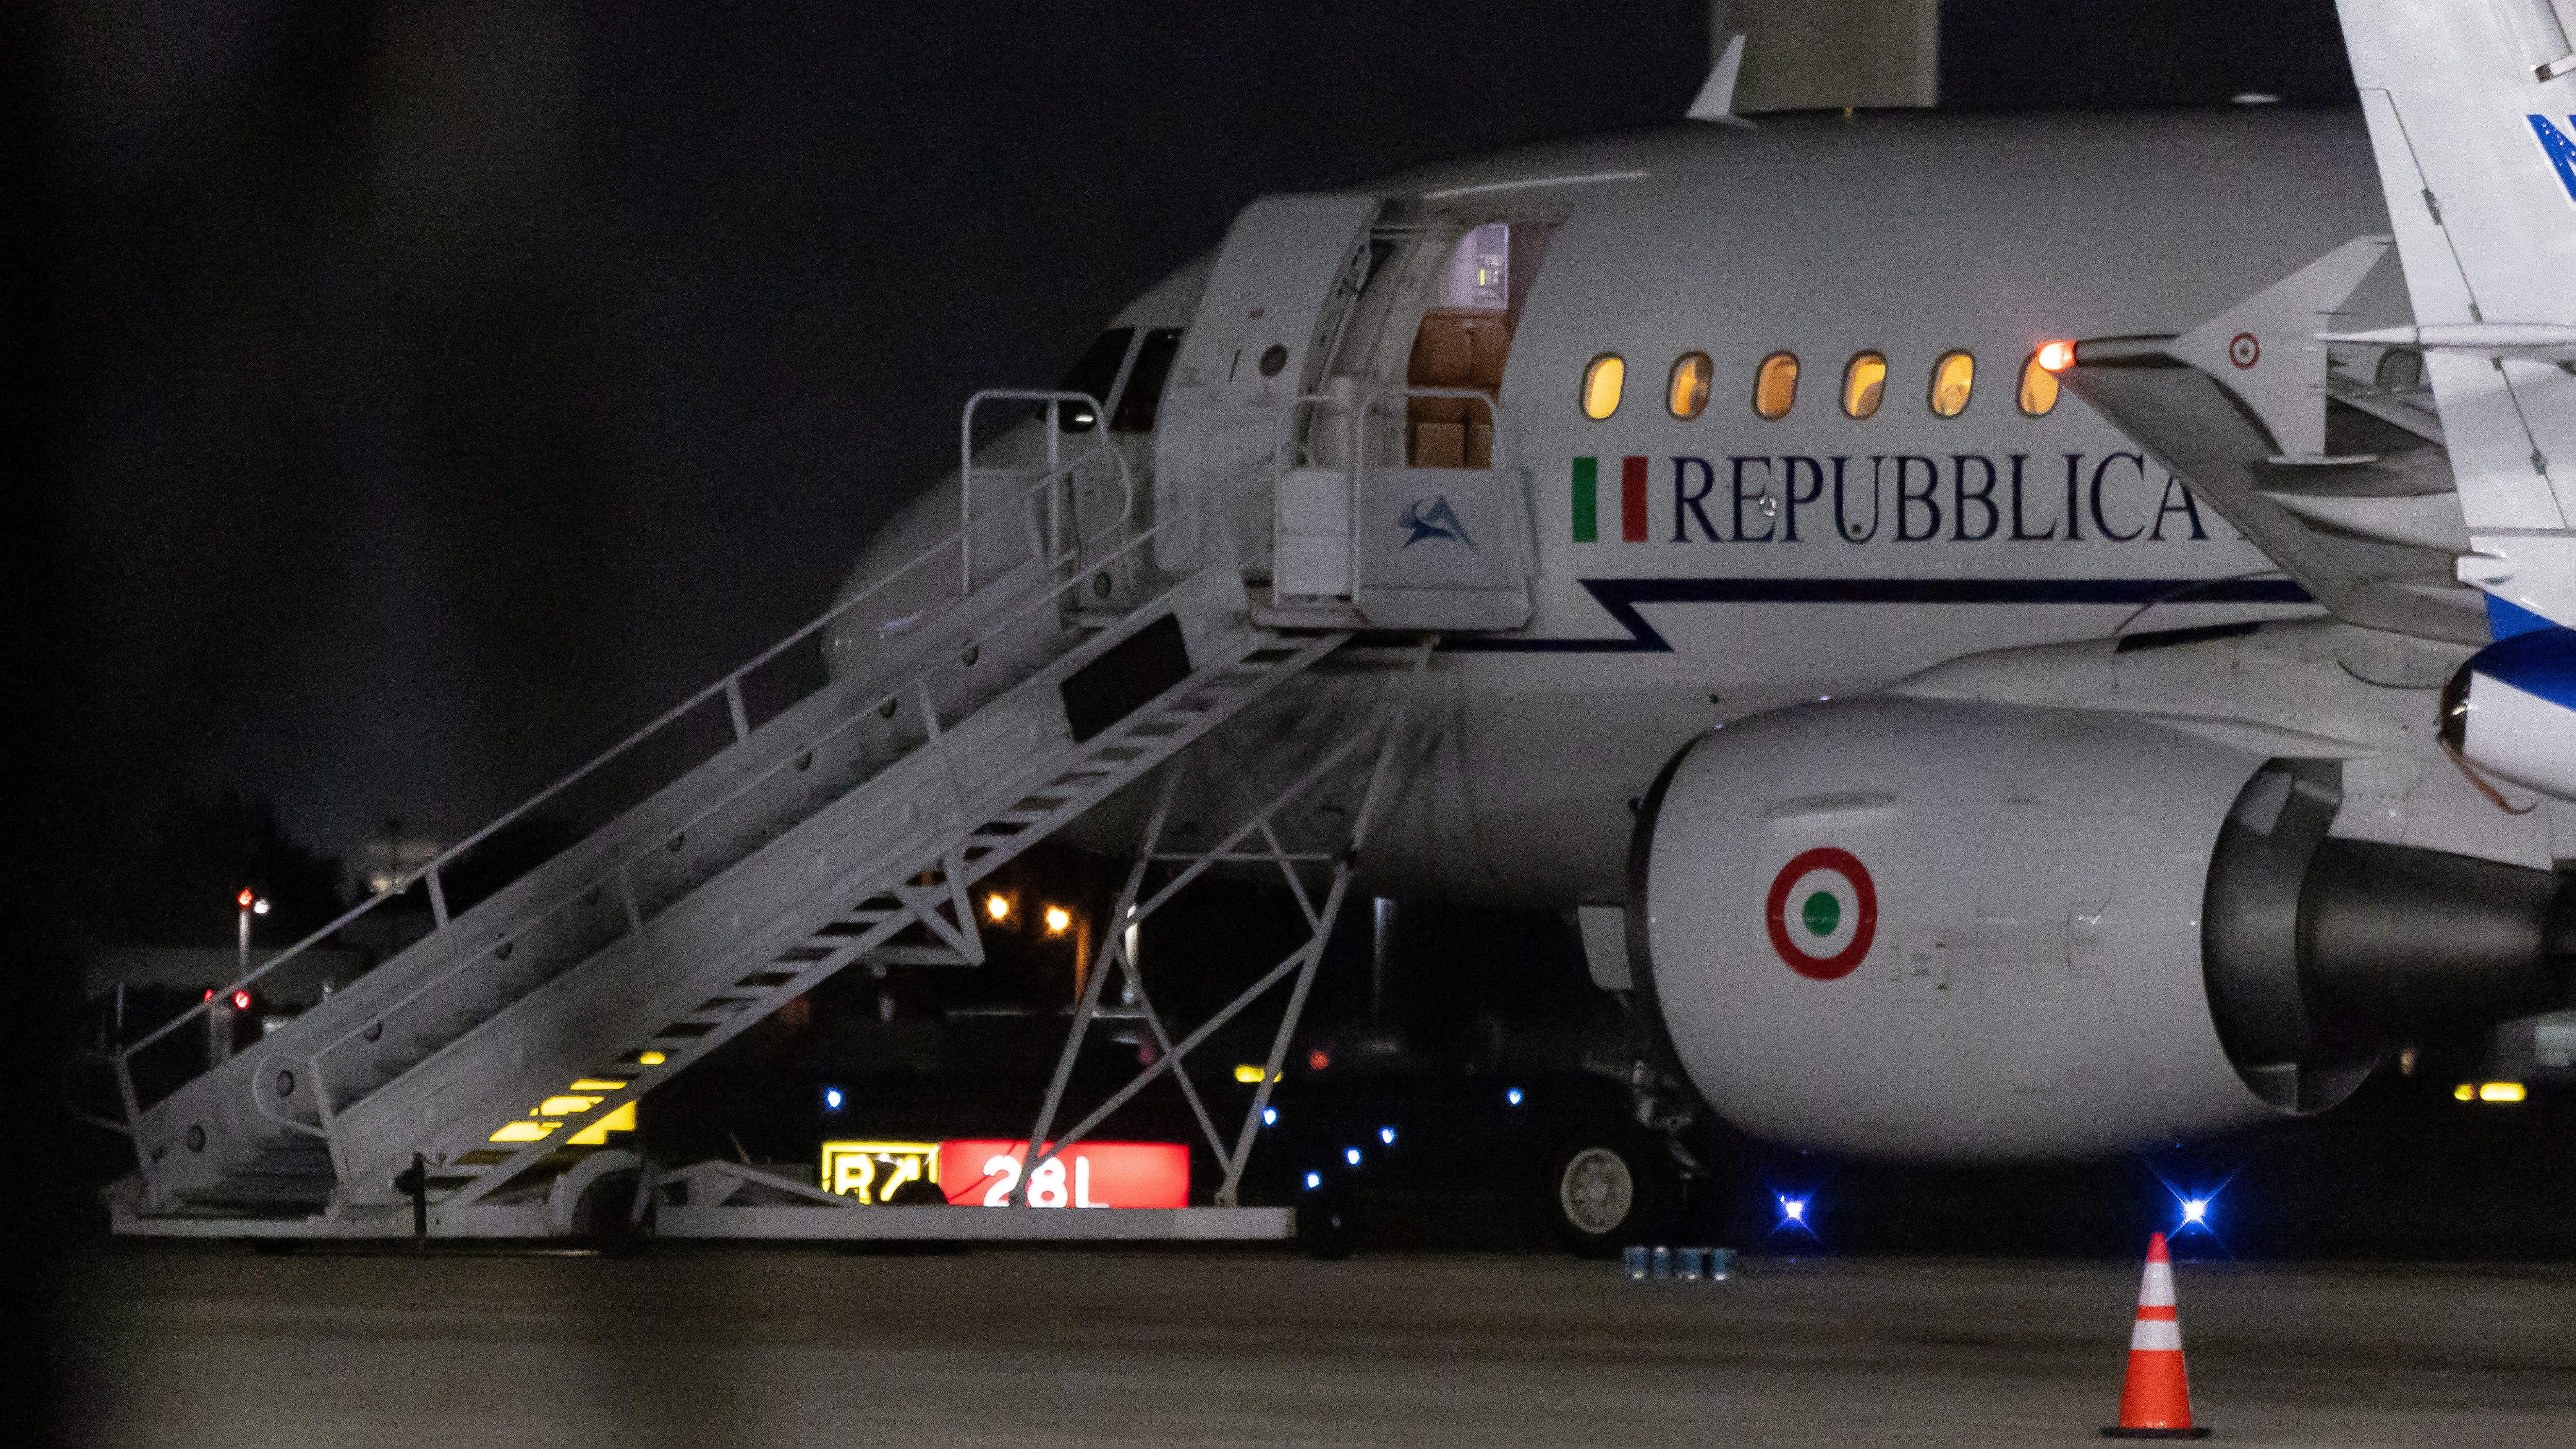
[2016,349,2061,417]
[1841,352,1887,419]
[1052,326,1134,432]
[1928,350,1975,418]
[1668,352,1712,420]
[1581,353,1625,420]
[1753,351,1799,419]
[1110,327,1183,432]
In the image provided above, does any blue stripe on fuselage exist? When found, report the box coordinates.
[1434,576,2313,653]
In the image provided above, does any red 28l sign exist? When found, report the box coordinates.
[936,1140,1189,1208]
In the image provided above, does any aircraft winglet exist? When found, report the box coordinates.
[1687,33,1754,127]
[2164,234,2393,465]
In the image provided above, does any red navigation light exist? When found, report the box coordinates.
[203,989,215,1001]
[237,888,257,908]
[232,990,252,1011]
[2036,340,2076,373]
[1307,1048,1331,1072]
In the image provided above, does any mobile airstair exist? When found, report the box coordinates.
[87,370,1533,1240]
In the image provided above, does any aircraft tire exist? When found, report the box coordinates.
[1549,1134,1677,1257]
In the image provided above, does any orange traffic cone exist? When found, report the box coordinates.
[2102,1233,2211,1439]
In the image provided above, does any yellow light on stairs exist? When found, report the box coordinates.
[569,1079,628,1092]
[636,1051,667,1066]
[536,1096,601,1116]
[566,1101,637,1146]
[489,1121,560,1143]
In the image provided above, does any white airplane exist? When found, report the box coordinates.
[821,2,2576,1244]
[97,2,2576,1252]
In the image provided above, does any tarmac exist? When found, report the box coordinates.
[61,1245,2576,1447]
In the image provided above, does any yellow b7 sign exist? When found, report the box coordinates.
[818,1140,939,1204]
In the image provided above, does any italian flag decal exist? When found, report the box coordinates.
[1571,457,1648,543]
[1765,847,1878,981]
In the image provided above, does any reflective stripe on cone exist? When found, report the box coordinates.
[2102,1233,2211,1440]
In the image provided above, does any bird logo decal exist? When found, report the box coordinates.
[1400,496,1473,550]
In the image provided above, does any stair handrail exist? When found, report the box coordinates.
[284,442,1214,1091]
[113,423,1132,1073]
[127,423,1251,1205]
[959,391,1126,593]
[241,443,1252,1187]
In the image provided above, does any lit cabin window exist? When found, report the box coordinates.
[1581,353,1625,419]
[1841,352,1887,419]
[1752,352,1799,419]
[1668,353,1712,419]
[1929,350,1975,417]
[2016,350,2062,417]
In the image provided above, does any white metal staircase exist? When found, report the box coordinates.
[97,397,1352,1235]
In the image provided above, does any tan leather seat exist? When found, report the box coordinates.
[1408,318,1475,424]
[1463,318,1510,391]
[1412,422,1466,469]
[1407,312,1511,465]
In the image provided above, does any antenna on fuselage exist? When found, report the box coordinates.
[1687,32,1754,125]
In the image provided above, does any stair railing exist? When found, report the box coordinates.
[126,410,1272,1200]
[109,416,1132,1124]
[958,391,1129,594]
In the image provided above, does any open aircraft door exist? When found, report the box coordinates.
[1152,194,1380,572]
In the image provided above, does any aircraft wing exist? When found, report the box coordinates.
[2054,237,2493,646]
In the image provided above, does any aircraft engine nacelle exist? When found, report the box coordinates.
[2440,626,2576,802]
[1629,698,2574,1160]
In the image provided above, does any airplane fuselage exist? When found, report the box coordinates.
[834,108,2407,905]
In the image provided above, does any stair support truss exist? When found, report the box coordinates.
[1015,638,1431,1209]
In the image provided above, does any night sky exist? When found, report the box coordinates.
[33,2,2354,941]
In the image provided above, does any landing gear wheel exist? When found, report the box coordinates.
[1551,1136,1677,1257]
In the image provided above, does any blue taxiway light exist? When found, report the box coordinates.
[1505,1087,1524,1106]
[1262,1107,1277,1126]
[1779,1195,1807,1223]
[2181,1198,2209,1226]
[822,1087,844,1111]
[1378,1126,1396,1145]
[1344,1147,1362,1167]
[1304,1171,1322,1190]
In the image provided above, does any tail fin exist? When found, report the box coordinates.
[2336,0,2576,627]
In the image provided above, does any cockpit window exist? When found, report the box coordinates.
[1841,352,1887,418]
[1110,328,1183,433]
[1052,327,1134,432]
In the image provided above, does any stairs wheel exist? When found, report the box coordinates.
[574,1168,656,1251]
